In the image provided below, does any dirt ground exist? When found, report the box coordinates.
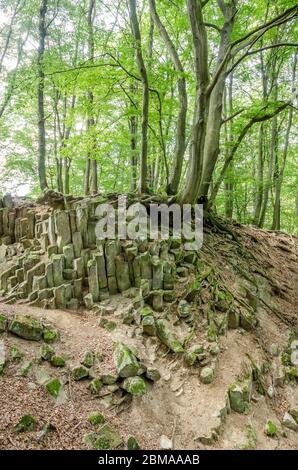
[0,223,297,450]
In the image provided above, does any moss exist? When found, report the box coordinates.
[9,315,43,341]
[281,351,291,366]
[10,346,23,362]
[43,328,59,343]
[285,366,298,381]
[14,415,36,433]
[229,378,252,413]
[81,351,94,368]
[72,365,89,380]
[122,376,146,396]
[265,420,277,437]
[239,424,257,450]
[88,378,103,394]
[0,313,7,332]
[113,342,140,378]
[127,436,140,450]
[19,361,32,377]
[46,378,62,398]
[139,306,153,317]
[155,319,184,353]
[207,323,217,342]
[50,355,65,367]
[40,343,55,361]
[84,424,122,450]
[88,412,105,426]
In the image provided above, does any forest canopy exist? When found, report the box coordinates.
[0,0,297,233]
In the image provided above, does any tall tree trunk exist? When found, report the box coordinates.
[85,0,97,195]
[149,0,187,195]
[129,112,138,192]
[272,51,297,229]
[224,72,234,219]
[198,1,236,200]
[128,0,149,193]
[37,0,48,191]
[253,124,265,224]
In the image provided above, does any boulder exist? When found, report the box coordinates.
[156,319,184,353]
[9,315,43,341]
[84,424,122,450]
[46,378,62,398]
[113,342,140,378]
[282,412,298,432]
[142,316,156,336]
[200,366,214,384]
[72,365,90,381]
[228,377,252,413]
[122,376,146,396]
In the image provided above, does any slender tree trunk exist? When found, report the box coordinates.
[129,112,138,192]
[224,72,234,219]
[37,0,48,191]
[272,52,297,229]
[149,0,187,195]
[253,124,265,224]
[128,0,149,193]
[85,0,97,195]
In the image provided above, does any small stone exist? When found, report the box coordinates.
[10,346,23,361]
[46,378,62,398]
[41,343,55,361]
[84,293,94,309]
[84,424,122,450]
[88,378,103,394]
[200,366,214,384]
[146,368,161,382]
[43,328,59,343]
[142,316,156,336]
[209,344,220,356]
[270,343,279,357]
[81,351,94,368]
[101,374,118,385]
[177,300,191,319]
[14,415,36,433]
[289,408,298,424]
[50,355,65,367]
[265,420,277,437]
[282,412,298,431]
[159,435,172,449]
[113,342,141,378]
[207,324,217,342]
[19,361,32,377]
[88,411,105,426]
[122,376,146,396]
[127,436,140,450]
[9,315,43,341]
[72,365,89,381]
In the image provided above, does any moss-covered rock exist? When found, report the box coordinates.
[46,378,62,398]
[146,368,161,382]
[142,316,156,336]
[14,415,36,433]
[88,378,103,394]
[156,319,184,353]
[122,376,146,396]
[127,436,140,450]
[43,328,59,343]
[72,365,89,381]
[207,323,217,342]
[184,344,204,366]
[41,343,55,361]
[88,411,105,426]
[265,420,277,437]
[81,351,94,368]
[84,424,122,449]
[19,360,32,377]
[200,366,214,384]
[0,314,7,332]
[113,342,141,378]
[240,309,257,330]
[10,346,23,362]
[228,377,252,413]
[50,355,65,367]
[101,374,118,385]
[9,315,43,341]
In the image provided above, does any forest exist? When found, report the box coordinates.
[0,0,297,232]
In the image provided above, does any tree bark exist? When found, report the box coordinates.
[37,0,48,191]
[128,0,149,193]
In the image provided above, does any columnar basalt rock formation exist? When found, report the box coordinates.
[0,195,193,312]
